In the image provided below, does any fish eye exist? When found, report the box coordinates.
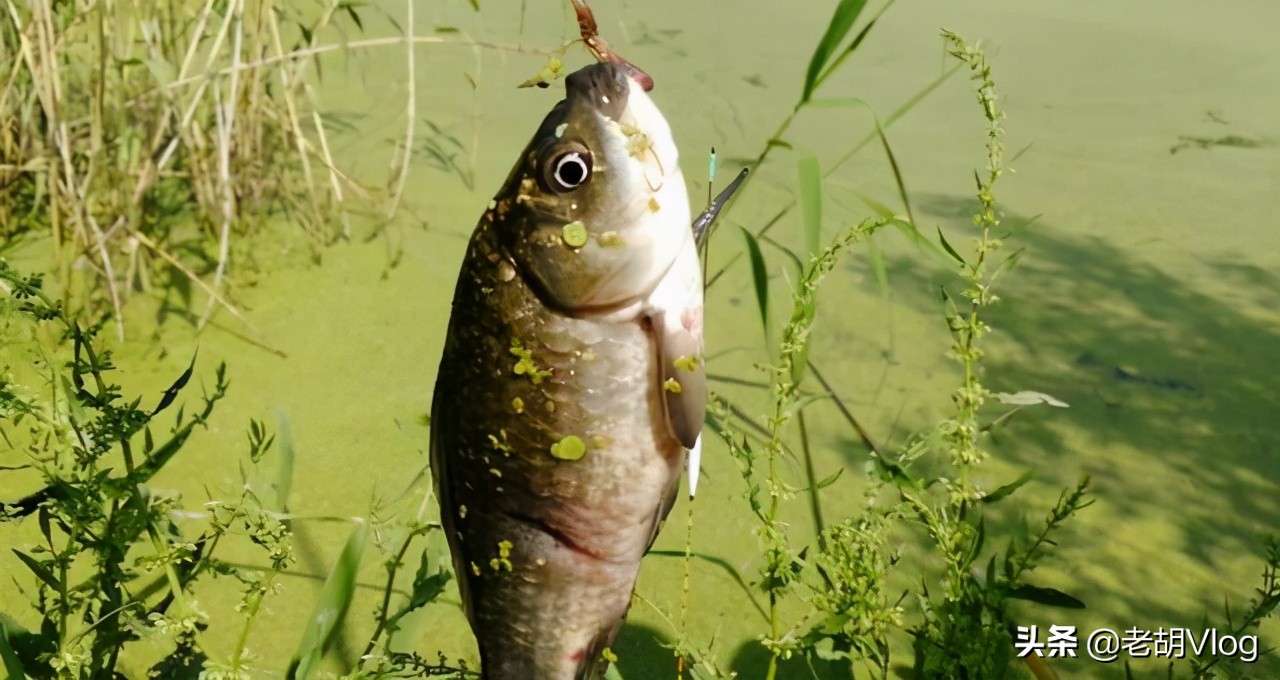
[549,150,592,191]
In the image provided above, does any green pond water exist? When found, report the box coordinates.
[2,0,1278,677]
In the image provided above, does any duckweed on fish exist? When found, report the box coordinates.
[510,339,552,384]
[561,221,589,248]
[549,435,587,461]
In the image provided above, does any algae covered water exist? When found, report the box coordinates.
[1,0,1277,677]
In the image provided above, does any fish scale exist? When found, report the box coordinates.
[434,222,681,678]
[431,62,712,679]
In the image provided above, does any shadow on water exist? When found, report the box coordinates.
[727,639,851,679]
[614,624,676,677]
[851,192,1280,628]
[616,624,851,678]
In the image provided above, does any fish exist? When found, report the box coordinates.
[429,62,744,679]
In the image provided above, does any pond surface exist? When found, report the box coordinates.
[2,0,1277,676]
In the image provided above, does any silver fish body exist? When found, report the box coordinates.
[430,63,704,679]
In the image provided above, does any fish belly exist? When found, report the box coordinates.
[433,232,681,678]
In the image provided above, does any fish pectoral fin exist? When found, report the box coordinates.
[650,309,706,450]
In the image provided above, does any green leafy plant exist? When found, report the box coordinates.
[689,20,1097,680]
[0,257,470,679]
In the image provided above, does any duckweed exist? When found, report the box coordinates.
[549,435,587,461]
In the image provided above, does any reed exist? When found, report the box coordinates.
[0,1,370,336]
[0,1,543,337]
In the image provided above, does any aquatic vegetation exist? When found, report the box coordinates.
[679,17,1280,678]
[0,0,539,334]
[0,1,381,332]
[2,1,1277,678]
[0,258,469,678]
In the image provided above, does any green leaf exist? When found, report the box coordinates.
[965,515,986,565]
[287,521,369,680]
[1006,584,1086,609]
[814,467,843,490]
[739,227,770,349]
[936,226,967,265]
[385,549,452,629]
[801,0,870,102]
[0,620,27,680]
[983,470,1034,504]
[797,154,823,263]
[11,550,58,590]
[152,352,196,415]
[403,550,450,612]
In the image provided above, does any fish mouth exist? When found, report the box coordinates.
[565,62,631,123]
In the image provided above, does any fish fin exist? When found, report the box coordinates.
[692,167,749,251]
[651,308,706,449]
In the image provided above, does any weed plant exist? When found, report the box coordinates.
[0,259,472,679]
[670,4,1279,678]
[0,0,526,335]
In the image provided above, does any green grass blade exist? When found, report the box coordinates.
[649,550,769,621]
[287,520,370,680]
[866,232,889,296]
[0,620,27,679]
[739,226,770,349]
[812,0,894,91]
[854,191,895,220]
[801,0,870,102]
[873,120,917,229]
[274,410,296,513]
[705,66,960,290]
[796,410,827,547]
[760,235,806,281]
[826,61,964,177]
[806,105,914,231]
[797,154,823,264]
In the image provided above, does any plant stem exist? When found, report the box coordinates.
[361,524,432,658]
[796,409,826,549]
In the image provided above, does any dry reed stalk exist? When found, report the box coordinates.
[0,0,546,335]
[199,0,244,329]
[385,0,417,220]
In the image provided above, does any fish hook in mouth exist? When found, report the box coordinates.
[570,0,655,92]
